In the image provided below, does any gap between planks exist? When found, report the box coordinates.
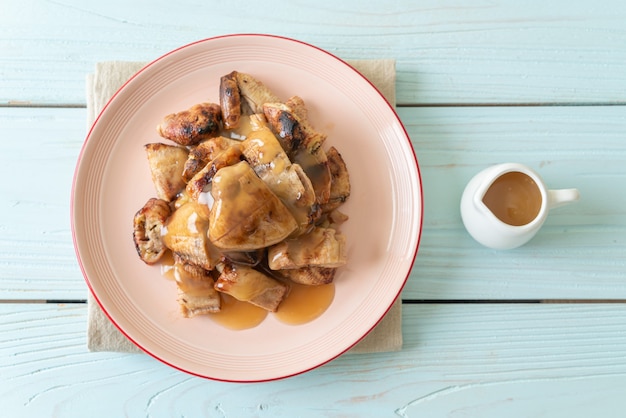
[3,102,626,109]
[3,299,626,305]
[397,102,626,108]
[404,299,626,304]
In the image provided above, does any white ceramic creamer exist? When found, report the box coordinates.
[460,163,580,249]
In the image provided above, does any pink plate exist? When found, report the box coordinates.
[71,34,423,382]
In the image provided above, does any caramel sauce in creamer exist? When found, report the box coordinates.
[482,171,543,226]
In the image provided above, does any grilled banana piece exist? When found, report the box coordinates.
[285,95,308,121]
[174,256,221,318]
[268,226,347,270]
[215,260,288,312]
[220,71,242,129]
[234,71,281,114]
[161,201,221,271]
[263,102,331,204]
[133,198,172,264]
[263,101,326,154]
[145,143,188,202]
[182,136,239,182]
[279,266,336,285]
[242,125,303,199]
[208,161,298,251]
[292,147,331,205]
[185,143,243,200]
[241,120,318,234]
[157,102,222,146]
[321,146,350,212]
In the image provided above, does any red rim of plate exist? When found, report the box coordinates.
[70,33,423,382]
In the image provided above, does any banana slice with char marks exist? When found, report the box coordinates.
[264,99,327,154]
[133,198,172,265]
[208,161,298,251]
[161,201,221,271]
[173,256,221,318]
[182,136,240,182]
[278,266,336,285]
[234,71,281,114]
[144,143,188,202]
[263,101,332,205]
[268,226,347,270]
[241,116,319,234]
[321,146,351,212]
[219,71,242,129]
[185,143,243,201]
[157,102,222,146]
[214,260,288,312]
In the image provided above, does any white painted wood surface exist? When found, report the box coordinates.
[1,106,623,300]
[2,0,626,105]
[2,0,626,416]
[4,303,626,417]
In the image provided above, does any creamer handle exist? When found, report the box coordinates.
[548,188,580,209]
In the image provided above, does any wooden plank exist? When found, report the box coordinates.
[402,105,626,229]
[0,108,87,300]
[2,0,626,105]
[402,104,626,299]
[1,105,625,300]
[3,303,626,416]
[409,226,626,300]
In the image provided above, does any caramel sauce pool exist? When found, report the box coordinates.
[207,282,335,329]
[275,282,335,325]
[209,294,268,330]
[482,171,542,226]
[159,257,335,329]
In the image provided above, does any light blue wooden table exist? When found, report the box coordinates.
[2,1,626,416]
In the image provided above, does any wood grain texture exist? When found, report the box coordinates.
[3,1,626,415]
[0,108,86,300]
[1,105,624,300]
[403,104,626,299]
[3,303,626,417]
[2,0,626,106]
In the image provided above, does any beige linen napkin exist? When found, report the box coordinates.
[86,59,402,355]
